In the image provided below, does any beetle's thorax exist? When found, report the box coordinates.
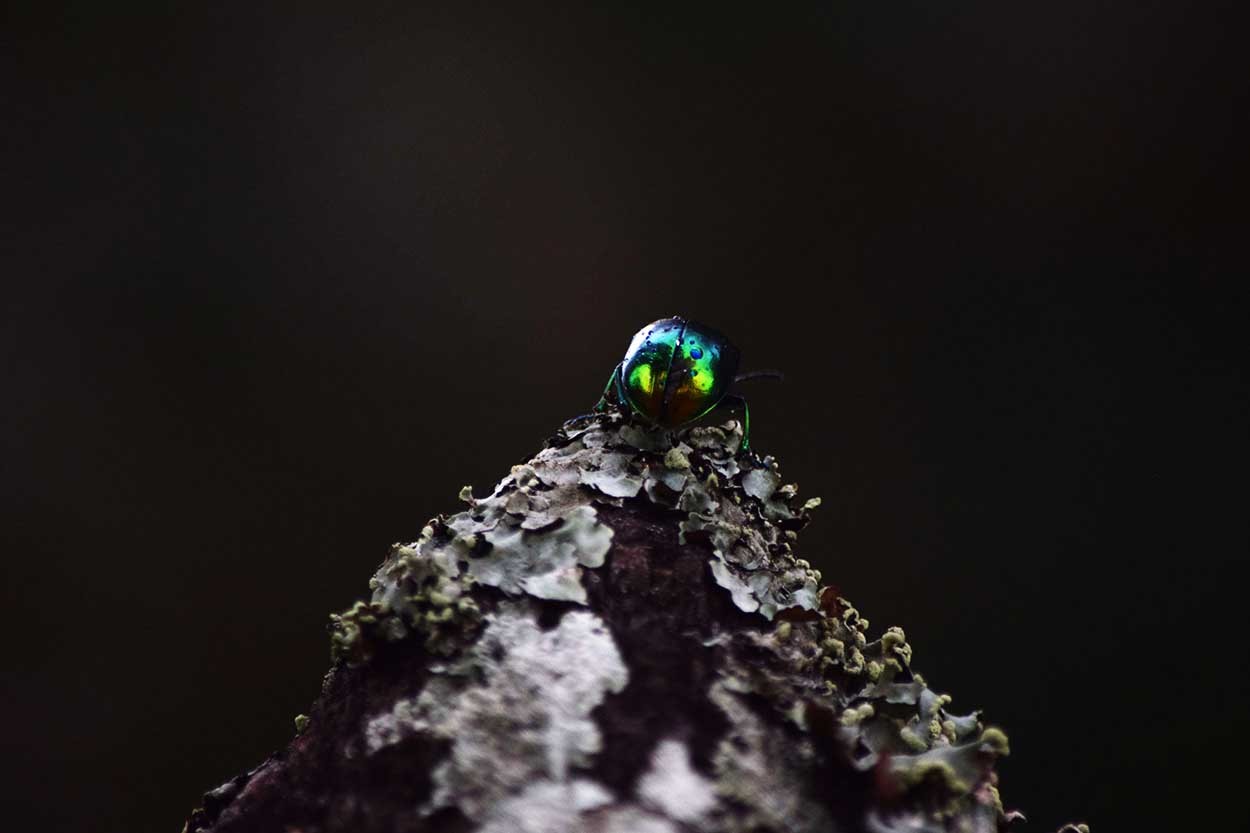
[617,316,740,429]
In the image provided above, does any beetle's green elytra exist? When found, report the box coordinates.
[595,316,761,451]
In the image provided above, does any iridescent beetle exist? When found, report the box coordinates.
[594,316,781,451]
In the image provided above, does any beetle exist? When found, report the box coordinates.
[593,316,780,451]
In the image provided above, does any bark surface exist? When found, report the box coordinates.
[183,413,1058,833]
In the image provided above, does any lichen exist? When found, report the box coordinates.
[537,412,823,620]
[362,601,628,822]
[709,679,837,832]
[475,780,613,833]
[273,409,1055,831]
[637,739,718,825]
[336,410,827,667]
[330,558,481,665]
[703,584,1017,830]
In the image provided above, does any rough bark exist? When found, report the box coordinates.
[184,412,1073,833]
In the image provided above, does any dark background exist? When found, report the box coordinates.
[3,2,1244,832]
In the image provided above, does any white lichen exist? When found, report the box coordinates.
[709,560,759,613]
[592,806,679,833]
[362,602,628,822]
[637,739,719,824]
[477,779,613,833]
[473,505,613,603]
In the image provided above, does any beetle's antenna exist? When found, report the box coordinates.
[734,369,785,384]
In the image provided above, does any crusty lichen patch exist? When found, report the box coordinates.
[333,411,824,666]
[363,601,628,822]
[701,587,1018,830]
[303,410,1062,832]
[637,739,718,825]
[709,678,838,832]
[475,779,614,833]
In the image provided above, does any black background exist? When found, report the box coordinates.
[3,3,1244,832]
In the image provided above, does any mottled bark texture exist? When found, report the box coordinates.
[184,412,1073,833]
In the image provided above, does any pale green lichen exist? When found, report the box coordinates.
[979,726,1012,756]
[330,560,482,664]
[663,446,691,470]
[329,599,406,665]
[318,409,1037,831]
[702,580,1019,830]
[674,447,822,618]
[470,505,612,603]
[898,723,931,752]
[840,703,876,726]
[337,410,826,667]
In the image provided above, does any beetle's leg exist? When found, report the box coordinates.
[722,393,751,452]
[593,367,619,412]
